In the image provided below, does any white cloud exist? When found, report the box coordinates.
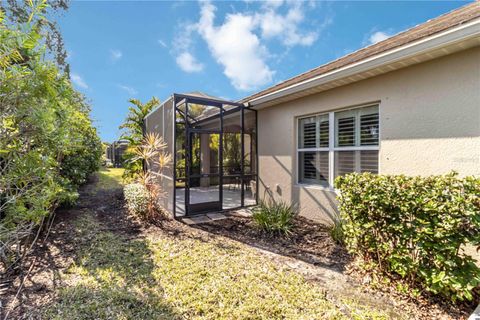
[174,1,329,91]
[158,39,168,48]
[118,84,138,95]
[257,2,318,46]
[262,0,284,9]
[173,23,196,52]
[368,31,391,44]
[110,49,123,62]
[197,1,273,91]
[176,52,204,73]
[71,73,88,89]
[172,22,204,73]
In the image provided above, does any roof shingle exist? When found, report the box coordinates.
[242,2,480,103]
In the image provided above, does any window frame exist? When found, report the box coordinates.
[296,103,380,190]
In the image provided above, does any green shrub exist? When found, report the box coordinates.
[123,183,150,219]
[252,199,297,235]
[335,172,480,301]
[328,220,344,245]
[59,125,102,186]
[0,1,102,271]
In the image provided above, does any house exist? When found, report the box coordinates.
[145,3,480,222]
[106,140,130,168]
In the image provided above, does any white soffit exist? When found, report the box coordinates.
[250,19,480,109]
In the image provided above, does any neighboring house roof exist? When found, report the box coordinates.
[113,139,129,145]
[242,2,480,106]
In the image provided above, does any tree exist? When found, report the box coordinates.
[119,97,160,180]
[0,0,101,278]
[1,0,70,72]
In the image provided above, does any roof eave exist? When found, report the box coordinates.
[247,18,480,108]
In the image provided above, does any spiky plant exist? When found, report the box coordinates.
[124,133,171,221]
[252,199,298,235]
[119,97,160,180]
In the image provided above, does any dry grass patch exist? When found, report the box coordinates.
[44,214,390,320]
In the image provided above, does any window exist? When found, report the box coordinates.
[299,151,329,185]
[298,115,329,186]
[298,115,329,148]
[297,105,379,187]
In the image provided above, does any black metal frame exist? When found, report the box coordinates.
[186,129,222,214]
[172,93,258,218]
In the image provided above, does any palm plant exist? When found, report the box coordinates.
[119,97,160,180]
[131,132,172,180]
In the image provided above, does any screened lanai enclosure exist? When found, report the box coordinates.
[144,93,257,218]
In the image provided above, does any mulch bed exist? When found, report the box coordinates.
[194,215,351,272]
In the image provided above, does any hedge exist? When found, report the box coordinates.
[0,2,102,272]
[124,183,150,219]
[335,172,480,301]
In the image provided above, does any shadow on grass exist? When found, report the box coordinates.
[44,215,180,320]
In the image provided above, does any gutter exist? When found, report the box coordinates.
[247,18,480,108]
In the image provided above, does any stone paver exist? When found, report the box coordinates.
[206,213,227,221]
[181,208,253,224]
[229,208,252,217]
[182,215,211,225]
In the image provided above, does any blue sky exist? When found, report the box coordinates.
[58,0,470,142]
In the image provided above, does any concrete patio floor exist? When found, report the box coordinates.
[175,186,256,216]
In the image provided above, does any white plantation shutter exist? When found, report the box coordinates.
[319,119,329,147]
[298,114,329,186]
[336,113,356,147]
[335,150,379,177]
[360,150,379,174]
[303,123,316,148]
[360,107,379,146]
[301,152,316,180]
[333,105,379,179]
[297,104,379,187]
[335,151,355,177]
[299,152,329,185]
[299,115,329,149]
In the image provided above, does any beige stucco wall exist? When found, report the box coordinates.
[257,47,480,224]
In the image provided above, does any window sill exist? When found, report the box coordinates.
[294,183,336,193]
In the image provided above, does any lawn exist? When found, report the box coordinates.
[44,213,389,320]
[41,169,390,319]
[93,167,125,191]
